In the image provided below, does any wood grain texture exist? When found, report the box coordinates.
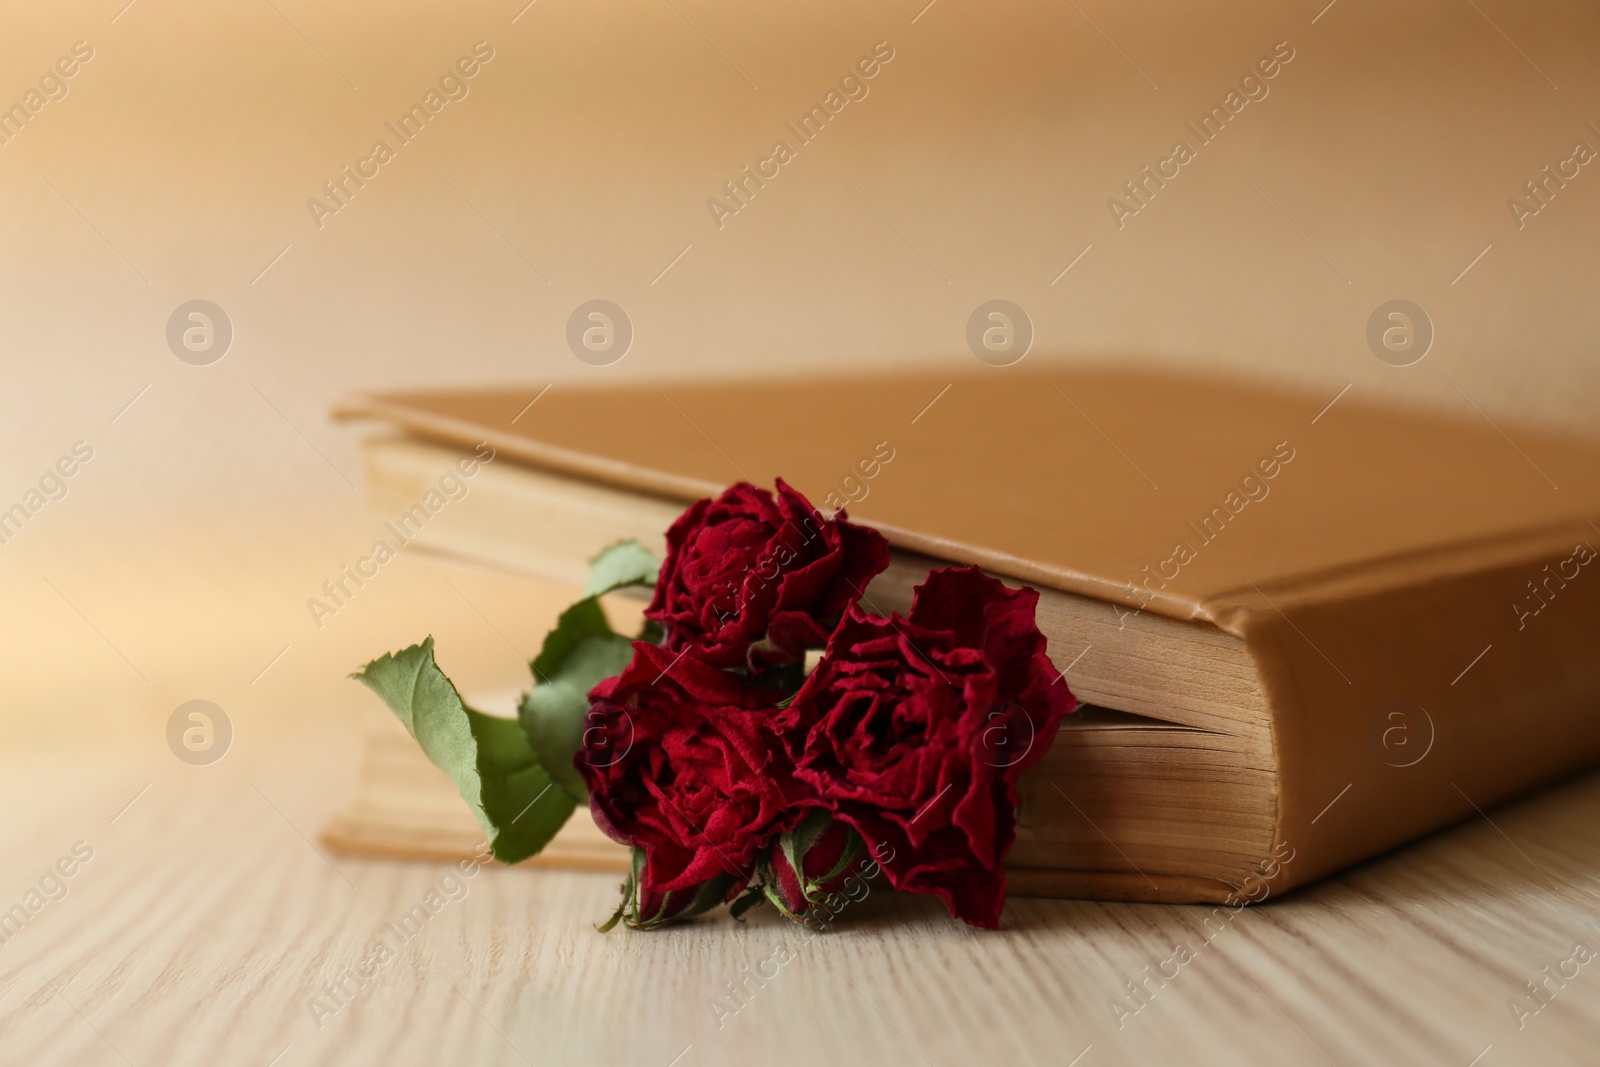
[6,721,1600,1066]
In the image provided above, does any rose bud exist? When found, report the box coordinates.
[646,479,890,671]
[775,567,1077,929]
[763,811,866,919]
[600,847,736,931]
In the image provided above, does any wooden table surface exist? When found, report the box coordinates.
[5,548,1600,1067]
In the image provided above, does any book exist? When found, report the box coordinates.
[327,368,1600,904]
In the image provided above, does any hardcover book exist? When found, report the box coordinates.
[326,368,1600,904]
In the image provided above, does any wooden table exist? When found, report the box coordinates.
[4,549,1599,1067]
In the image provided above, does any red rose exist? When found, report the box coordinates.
[776,567,1076,928]
[576,642,802,895]
[646,479,890,670]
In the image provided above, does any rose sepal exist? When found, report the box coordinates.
[600,847,737,932]
[761,810,866,920]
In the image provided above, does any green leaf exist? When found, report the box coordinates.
[353,637,575,865]
[520,620,633,803]
[530,598,614,683]
[521,542,661,803]
[583,539,659,598]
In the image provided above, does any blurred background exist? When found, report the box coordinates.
[2,0,1596,743]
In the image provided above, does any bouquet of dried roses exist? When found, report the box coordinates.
[355,479,1076,929]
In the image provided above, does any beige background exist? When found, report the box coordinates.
[4,0,1598,741]
[2,0,1598,1063]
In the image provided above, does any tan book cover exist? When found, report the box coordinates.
[332,367,1600,903]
